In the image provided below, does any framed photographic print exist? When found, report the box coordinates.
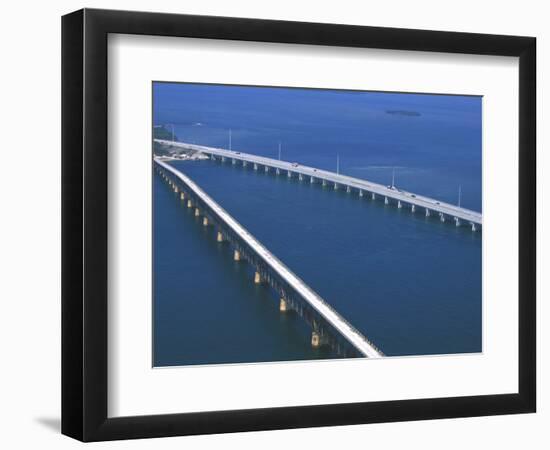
[61,8,536,441]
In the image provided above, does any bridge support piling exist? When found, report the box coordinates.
[216,231,224,242]
[203,217,209,226]
[371,192,376,200]
[276,168,280,175]
[287,170,292,178]
[334,183,338,190]
[310,176,315,184]
[265,166,269,173]
[397,200,402,208]
[254,271,263,284]
[346,186,351,193]
[180,192,185,200]
[187,199,193,208]
[439,213,445,223]
[322,179,327,187]
[454,217,460,227]
[384,196,389,205]
[195,207,200,217]
[359,189,363,197]
[471,222,477,232]
[254,163,258,170]
[233,250,241,262]
[299,174,303,181]
[311,331,321,348]
[279,298,288,312]
[232,159,236,165]
[411,204,415,213]
[311,331,326,348]
[425,208,430,217]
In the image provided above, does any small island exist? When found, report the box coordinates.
[386,110,421,117]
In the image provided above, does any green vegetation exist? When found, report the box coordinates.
[153,125,177,141]
[153,125,178,156]
[152,125,205,159]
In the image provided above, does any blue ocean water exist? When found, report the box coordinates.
[153,82,482,366]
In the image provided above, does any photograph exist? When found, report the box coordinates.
[0,2,539,446]
[152,82,482,367]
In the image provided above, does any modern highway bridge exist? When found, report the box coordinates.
[156,139,482,231]
[155,158,384,358]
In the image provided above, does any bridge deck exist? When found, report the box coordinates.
[156,139,482,226]
[155,158,383,358]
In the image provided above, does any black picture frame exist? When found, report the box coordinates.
[62,8,536,442]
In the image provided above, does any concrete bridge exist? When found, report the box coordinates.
[155,158,383,358]
[156,139,482,231]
